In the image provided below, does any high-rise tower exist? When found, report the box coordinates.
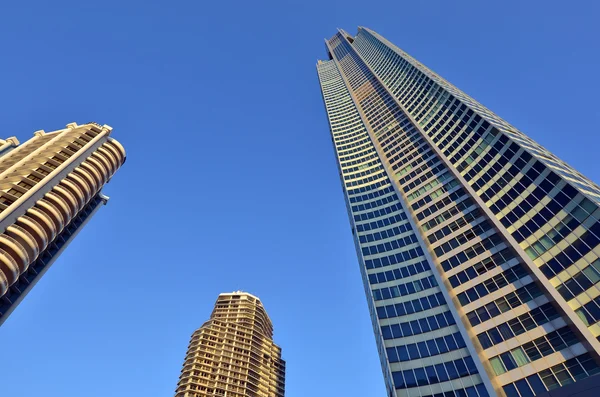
[317,27,600,397]
[175,292,285,397]
[0,122,125,326]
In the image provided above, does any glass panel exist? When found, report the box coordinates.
[515,379,534,397]
[526,374,547,394]
[512,347,530,367]
[502,384,519,397]
[490,357,506,375]
[583,266,600,284]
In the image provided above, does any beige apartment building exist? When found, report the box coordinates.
[0,122,125,325]
[175,292,285,397]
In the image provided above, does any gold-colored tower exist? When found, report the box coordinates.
[175,292,285,397]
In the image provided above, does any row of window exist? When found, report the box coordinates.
[556,257,600,302]
[420,383,488,397]
[368,259,430,285]
[381,311,456,340]
[351,193,396,212]
[391,356,478,389]
[336,136,370,152]
[457,263,528,306]
[464,133,511,182]
[440,233,503,272]
[345,171,386,188]
[348,179,386,195]
[358,221,413,244]
[541,221,600,284]
[385,131,424,162]
[386,331,466,363]
[477,302,560,349]
[423,199,476,234]
[376,291,444,319]
[372,275,437,301]
[401,161,445,192]
[340,148,376,167]
[396,152,438,185]
[457,123,503,171]
[406,172,452,202]
[490,326,579,376]
[433,220,493,257]
[333,127,363,142]
[503,353,600,397]
[361,234,419,256]
[449,121,493,169]
[466,282,543,326]
[342,153,378,174]
[334,127,367,142]
[364,246,424,270]
[416,189,467,221]
[340,147,375,164]
[427,207,481,243]
[525,197,596,259]
[505,182,578,244]
[576,295,600,327]
[476,140,530,199]
[353,202,401,222]
[448,248,516,288]
[412,183,463,213]
[378,120,414,151]
[356,212,407,233]
[390,144,432,173]
[348,184,393,203]
[479,149,536,203]
[343,163,382,181]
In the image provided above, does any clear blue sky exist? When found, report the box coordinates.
[0,1,598,396]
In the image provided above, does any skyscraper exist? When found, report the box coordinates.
[317,27,600,397]
[0,122,125,326]
[175,292,285,397]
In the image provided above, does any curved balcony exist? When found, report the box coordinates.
[0,138,126,299]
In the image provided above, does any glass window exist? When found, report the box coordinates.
[527,374,547,394]
[398,345,409,361]
[435,363,449,382]
[515,379,534,397]
[553,365,574,386]
[414,367,428,386]
[583,265,600,284]
[490,357,505,375]
[540,369,560,390]
[478,333,492,349]
[502,384,519,397]
[445,361,459,379]
[426,366,438,384]
[408,344,420,359]
[387,347,399,362]
[501,352,518,371]
[404,369,417,387]
[498,323,515,340]
[512,347,530,367]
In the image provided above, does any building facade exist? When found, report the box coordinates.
[317,27,600,397]
[0,122,125,326]
[174,292,285,397]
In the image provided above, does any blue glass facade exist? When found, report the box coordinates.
[318,28,600,397]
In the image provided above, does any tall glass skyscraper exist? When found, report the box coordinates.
[0,122,125,326]
[317,27,600,397]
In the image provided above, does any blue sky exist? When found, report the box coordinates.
[0,1,598,396]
